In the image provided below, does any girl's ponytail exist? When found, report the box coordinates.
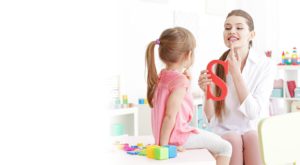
[145,41,158,108]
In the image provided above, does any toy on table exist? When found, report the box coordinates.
[291,47,298,65]
[116,142,177,160]
[281,51,285,64]
[279,47,300,65]
[285,51,292,65]
[138,98,148,105]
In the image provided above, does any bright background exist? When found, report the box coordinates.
[117,0,300,104]
[1,0,300,164]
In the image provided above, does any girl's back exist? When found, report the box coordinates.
[151,69,197,146]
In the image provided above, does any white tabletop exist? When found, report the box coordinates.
[107,135,216,165]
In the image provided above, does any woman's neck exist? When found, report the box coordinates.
[236,47,249,61]
[236,46,250,69]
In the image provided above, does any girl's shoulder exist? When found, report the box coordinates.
[168,71,190,91]
[159,69,188,83]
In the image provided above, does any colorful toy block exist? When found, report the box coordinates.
[117,143,177,160]
[124,147,135,151]
[122,95,128,104]
[138,149,146,156]
[123,143,129,147]
[138,98,144,104]
[163,145,177,158]
[146,145,159,159]
[154,147,169,160]
[137,143,143,147]
[144,99,148,104]
[127,151,140,155]
[131,145,139,149]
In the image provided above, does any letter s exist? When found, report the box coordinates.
[206,60,228,101]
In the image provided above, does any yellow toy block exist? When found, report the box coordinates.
[146,145,159,159]
[137,143,143,147]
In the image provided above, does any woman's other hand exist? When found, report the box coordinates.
[198,70,212,92]
[227,44,242,75]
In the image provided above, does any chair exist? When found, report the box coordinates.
[258,112,300,165]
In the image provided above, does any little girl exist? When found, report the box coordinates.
[145,27,232,165]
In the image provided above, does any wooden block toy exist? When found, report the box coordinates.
[137,143,143,147]
[163,145,177,158]
[144,99,148,104]
[138,98,144,104]
[131,145,139,149]
[122,95,128,104]
[117,143,129,150]
[154,147,169,160]
[127,151,139,155]
[124,145,135,151]
[138,149,146,156]
[146,145,159,159]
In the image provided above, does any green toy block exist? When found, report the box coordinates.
[138,149,146,156]
[154,147,169,160]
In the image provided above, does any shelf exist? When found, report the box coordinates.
[110,107,138,116]
[270,97,300,101]
[277,65,300,70]
[110,107,138,136]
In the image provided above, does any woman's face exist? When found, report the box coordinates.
[223,16,254,49]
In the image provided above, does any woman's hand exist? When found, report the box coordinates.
[227,44,242,75]
[198,70,212,92]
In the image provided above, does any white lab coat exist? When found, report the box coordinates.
[209,49,276,135]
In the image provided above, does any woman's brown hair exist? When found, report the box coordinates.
[145,27,196,107]
[215,9,254,119]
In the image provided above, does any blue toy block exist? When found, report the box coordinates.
[131,145,139,149]
[127,151,139,155]
[163,145,177,158]
[138,98,144,104]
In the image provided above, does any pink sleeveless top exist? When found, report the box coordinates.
[151,69,199,146]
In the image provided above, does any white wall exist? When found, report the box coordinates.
[277,0,300,54]
[118,0,300,103]
[117,0,240,103]
[1,1,118,164]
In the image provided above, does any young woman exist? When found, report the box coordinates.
[198,10,275,165]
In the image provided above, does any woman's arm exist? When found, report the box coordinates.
[229,48,275,119]
[231,71,249,103]
[227,46,250,103]
[159,87,186,146]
